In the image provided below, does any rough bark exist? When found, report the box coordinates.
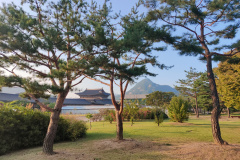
[42,110,61,155]
[115,110,123,140]
[195,96,199,118]
[227,108,230,118]
[206,56,228,145]
[43,93,67,155]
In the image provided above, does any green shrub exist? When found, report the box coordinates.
[138,107,168,120]
[123,100,140,126]
[55,117,71,142]
[67,120,87,141]
[0,105,87,155]
[154,107,164,126]
[103,109,115,123]
[168,96,189,123]
[0,106,49,155]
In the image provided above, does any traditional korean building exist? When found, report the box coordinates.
[76,88,110,99]
[0,88,112,106]
[75,88,112,105]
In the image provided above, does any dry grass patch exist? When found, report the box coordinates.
[162,142,240,160]
[2,139,240,160]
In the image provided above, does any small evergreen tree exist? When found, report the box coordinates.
[124,100,140,126]
[175,68,211,118]
[86,113,93,130]
[154,107,164,126]
[168,97,189,123]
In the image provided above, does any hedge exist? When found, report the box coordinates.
[0,106,87,155]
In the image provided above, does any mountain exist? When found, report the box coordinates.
[126,78,178,95]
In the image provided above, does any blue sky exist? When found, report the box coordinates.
[0,0,222,98]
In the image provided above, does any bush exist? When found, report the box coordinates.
[66,120,87,141]
[103,109,115,123]
[138,107,168,120]
[0,105,87,155]
[154,107,164,126]
[123,100,139,126]
[168,96,189,123]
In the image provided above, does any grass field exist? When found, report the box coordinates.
[1,115,240,160]
[85,116,240,144]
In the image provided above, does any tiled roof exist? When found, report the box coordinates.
[0,93,110,105]
[0,93,33,102]
[75,88,110,96]
[89,99,113,105]
[42,98,92,105]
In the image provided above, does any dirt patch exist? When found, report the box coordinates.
[2,140,240,160]
[91,138,163,151]
[162,142,240,160]
[91,139,240,160]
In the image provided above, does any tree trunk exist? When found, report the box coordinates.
[43,93,67,155]
[43,109,61,154]
[115,110,123,140]
[195,95,199,118]
[206,56,228,145]
[227,108,230,118]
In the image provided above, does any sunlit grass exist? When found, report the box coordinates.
[87,116,240,144]
[1,116,240,160]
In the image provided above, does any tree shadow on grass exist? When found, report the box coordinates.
[86,132,116,141]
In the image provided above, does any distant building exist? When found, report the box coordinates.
[76,88,110,99]
[0,88,112,106]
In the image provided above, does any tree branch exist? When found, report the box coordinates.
[84,75,110,86]
[156,11,200,41]
[210,50,240,57]
[71,76,86,88]
[204,1,232,27]
[28,93,55,112]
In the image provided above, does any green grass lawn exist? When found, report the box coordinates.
[1,116,240,160]
[87,116,240,144]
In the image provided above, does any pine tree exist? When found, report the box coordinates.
[145,0,240,145]
[0,0,105,154]
[175,68,211,117]
[84,1,174,140]
[196,72,213,114]
[168,96,189,123]
[175,68,202,118]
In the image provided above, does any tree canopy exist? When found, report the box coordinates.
[145,91,175,107]
[214,52,240,110]
[83,1,175,140]
[175,68,211,117]
[0,0,111,154]
[144,0,240,145]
